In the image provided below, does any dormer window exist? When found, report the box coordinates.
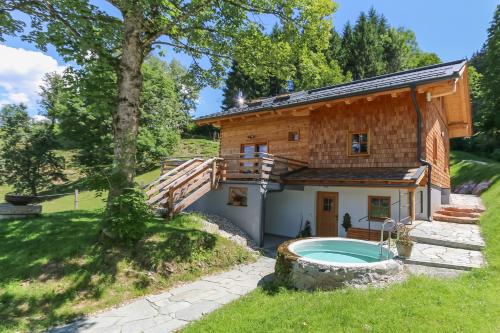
[349,132,369,155]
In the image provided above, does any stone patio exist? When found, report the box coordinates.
[405,243,484,270]
[410,220,485,251]
[48,257,275,333]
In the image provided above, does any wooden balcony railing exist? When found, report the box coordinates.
[220,153,307,182]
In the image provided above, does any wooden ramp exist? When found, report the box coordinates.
[144,158,222,217]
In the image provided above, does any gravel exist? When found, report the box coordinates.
[198,213,259,252]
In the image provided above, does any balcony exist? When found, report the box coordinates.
[160,153,307,183]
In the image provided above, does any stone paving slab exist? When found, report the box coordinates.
[410,220,485,251]
[48,256,275,333]
[405,264,465,279]
[405,243,484,271]
[448,194,485,211]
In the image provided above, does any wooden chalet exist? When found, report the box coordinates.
[147,60,472,246]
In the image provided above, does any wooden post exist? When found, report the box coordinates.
[168,188,174,219]
[409,189,416,221]
[74,189,79,210]
[211,159,217,188]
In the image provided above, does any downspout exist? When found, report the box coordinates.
[410,85,433,221]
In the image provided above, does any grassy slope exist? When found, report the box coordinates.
[1,138,219,211]
[0,138,251,332]
[183,152,500,333]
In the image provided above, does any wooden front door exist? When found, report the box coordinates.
[316,192,339,236]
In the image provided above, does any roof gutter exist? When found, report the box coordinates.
[410,85,433,221]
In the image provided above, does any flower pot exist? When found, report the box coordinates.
[396,241,414,258]
[5,194,37,206]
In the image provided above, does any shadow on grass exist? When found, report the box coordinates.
[0,211,217,331]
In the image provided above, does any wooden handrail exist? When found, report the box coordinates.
[145,158,203,190]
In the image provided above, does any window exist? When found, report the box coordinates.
[323,198,333,211]
[349,132,369,155]
[228,187,248,206]
[241,143,268,157]
[241,143,268,170]
[368,196,391,221]
[288,131,300,141]
[419,191,424,214]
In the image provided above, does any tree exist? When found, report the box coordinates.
[41,56,200,186]
[222,61,273,110]
[336,7,440,80]
[456,5,500,159]
[0,104,64,196]
[1,0,336,201]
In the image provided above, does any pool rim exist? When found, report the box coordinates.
[287,237,398,268]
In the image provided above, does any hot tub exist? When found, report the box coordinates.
[275,238,402,290]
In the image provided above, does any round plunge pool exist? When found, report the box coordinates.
[275,238,402,290]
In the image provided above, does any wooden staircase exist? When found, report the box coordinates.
[144,158,222,217]
[433,206,484,224]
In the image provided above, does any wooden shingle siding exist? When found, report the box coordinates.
[308,93,419,169]
[219,114,310,162]
[423,97,451,189]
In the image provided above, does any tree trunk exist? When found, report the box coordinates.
[109,14,144,199]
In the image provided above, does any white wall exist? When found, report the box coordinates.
[265,186,424,238]
[188,183,264,244]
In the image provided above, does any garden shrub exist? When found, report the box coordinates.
[101,188,152,245]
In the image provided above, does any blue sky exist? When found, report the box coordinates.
[0,0,497,117]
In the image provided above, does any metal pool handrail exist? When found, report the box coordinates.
[379,218,397,259]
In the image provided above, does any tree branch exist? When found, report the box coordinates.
[152,40,230,60]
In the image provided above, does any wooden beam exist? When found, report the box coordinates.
[292,109,311,117]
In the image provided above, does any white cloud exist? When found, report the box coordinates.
[32,114,50,123]
[0,45,65,111]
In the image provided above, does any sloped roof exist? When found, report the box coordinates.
[283,166,427,186]
[197,59,467,121]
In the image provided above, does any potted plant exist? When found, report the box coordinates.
[342,213,352,232]
[395,224,414,258]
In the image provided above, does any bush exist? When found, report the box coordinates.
[101,188,152,245]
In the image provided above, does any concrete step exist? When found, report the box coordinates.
[432,213,479,224]
[435,209,481,218]
[404,243,484,271]
[440,205,485,214]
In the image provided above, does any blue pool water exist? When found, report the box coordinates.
[291,239,393,264]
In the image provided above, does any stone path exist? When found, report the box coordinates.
[49,257,275,333]
[447,193,485,211]
[405,243,484,271]
[410,220,485,251]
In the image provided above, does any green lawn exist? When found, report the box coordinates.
[0,212,254,332]
[173,138,219,158]
[0,140,253,332]
[183,152,500,333]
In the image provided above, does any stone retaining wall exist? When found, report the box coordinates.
[275,238,403,290]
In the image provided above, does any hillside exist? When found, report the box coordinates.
[0,138,219,206]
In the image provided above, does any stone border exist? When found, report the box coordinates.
[276,238,404,290]
[199,214,259,253]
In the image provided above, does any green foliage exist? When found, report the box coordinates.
[41,56,199,187]
[337,8,440,80]
[341,213,352,232]
[452,6,500,159]
[2,0,336,199]
[101,188,151,245]
[0,104,64,196]
[223,6,440,109]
